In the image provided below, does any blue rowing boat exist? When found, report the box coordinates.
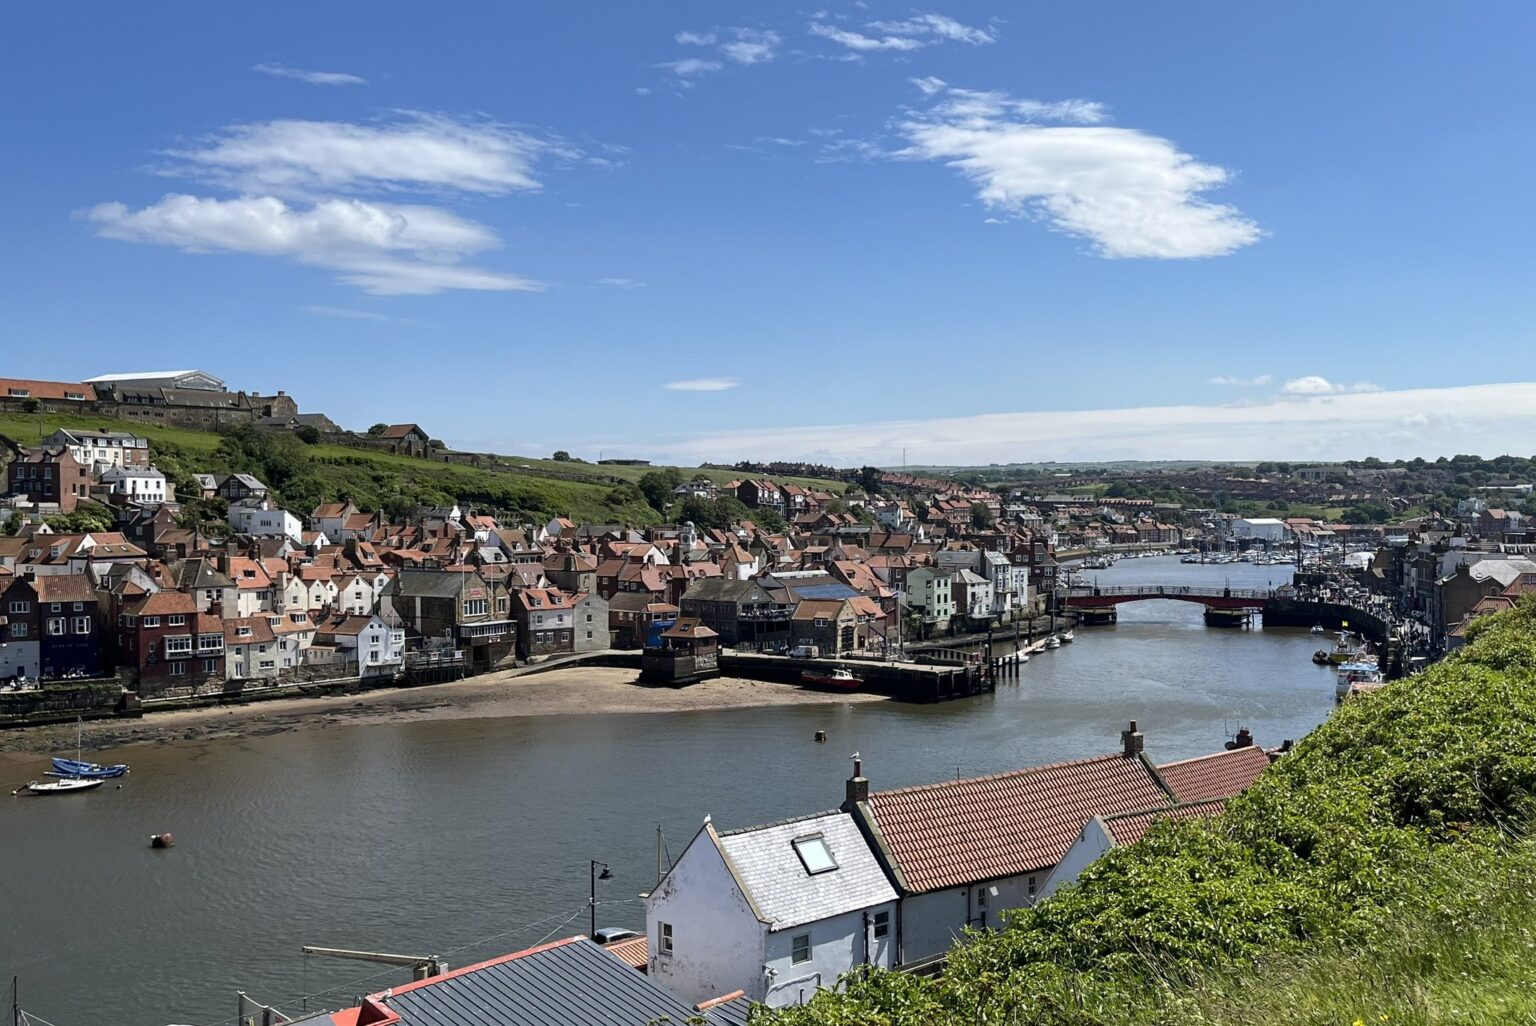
[50,757,129,779]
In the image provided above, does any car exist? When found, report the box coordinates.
[788,644,820,659]
[592,927,641,945]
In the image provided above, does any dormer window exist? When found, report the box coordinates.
[792,834,838,875]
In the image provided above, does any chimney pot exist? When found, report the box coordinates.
[1121,721,1144,757]
[845,752,869,806]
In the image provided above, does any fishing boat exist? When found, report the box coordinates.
[1059,631,1075,643]
[49,757,129,779]
[1310,624,1326,635]
[21,777,104,795]
[800,667,862,692]
[1336,660,1384,700]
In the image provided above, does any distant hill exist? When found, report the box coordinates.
[0,411,840,526]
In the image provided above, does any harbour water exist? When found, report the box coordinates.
[0,557,1334,1026]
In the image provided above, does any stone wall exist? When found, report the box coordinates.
[0,678,124,725]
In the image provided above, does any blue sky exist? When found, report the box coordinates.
[4,2,1535,465]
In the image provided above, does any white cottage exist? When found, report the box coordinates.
[646,803,898,1009]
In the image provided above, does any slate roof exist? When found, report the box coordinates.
[359,937,702,1026]
[717,811,897,932]
[700,992,753,1026]
[1101,799,1228,846]
[863,753,1170,893]
[1156,746,1271,803]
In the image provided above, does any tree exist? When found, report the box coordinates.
[295,425,321,445]
[551,450,573,462]
[970,502,995,529]
[367,423,388,436]
[20,398,40,415]
[638,468,684,513]
[858,466,884,495]
[46,501,114,534]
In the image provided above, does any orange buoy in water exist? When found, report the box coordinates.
[150,833,175,849]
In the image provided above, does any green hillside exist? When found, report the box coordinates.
[0,411,838,526]
[772,599,1536,1026]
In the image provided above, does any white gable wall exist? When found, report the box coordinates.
[646,826,765,1006]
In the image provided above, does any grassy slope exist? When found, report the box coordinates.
[0,411,838,523]
[771,598,1536,1026]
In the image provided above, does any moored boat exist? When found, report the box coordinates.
[49,757,129,779]
[800,668,862,692]
[1044,636,1062,650]
[1059,631,1075,643]
[22,777,104,795]
[1336,660,1384,700]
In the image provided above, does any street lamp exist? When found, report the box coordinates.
[590,860,613,940]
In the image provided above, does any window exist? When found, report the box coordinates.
[658,922,674,955]
[235,626,252,638]
[11,622,28,639]
[791,933,811,964]
[8,601,28,614]
[198,635,223,652]
[48,618,67,636]
[169,661,186,676]
[73,617,92,635]
[792,834,838,875]
[1028,875,1037,898]
[72,602,84,612]
[143,616,160,628]
[464,599,488,616]
[203,658,220,673]
[165,636,193,656]
[976,887,989,909]
[168,614,186,627]
[50,603,62,613]
[873,911,890,940]
[259,660,275,669]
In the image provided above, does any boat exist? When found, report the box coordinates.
[1310,624,1326,635]
[1336,660,1384,700]
[800,668,862,692]
[49,757,129,779]
[1059,631,1075,644]
[1312,649,1331,665]
[22,777,104,795]
[1044,636,1062,650]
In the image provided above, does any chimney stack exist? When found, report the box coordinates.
[1121,720,1144,758]
[845,752,869,806]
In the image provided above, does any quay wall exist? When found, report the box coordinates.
[0,678,126,726]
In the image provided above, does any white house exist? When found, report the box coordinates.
[646,804,898,1009]
[311,615,405,677]
[952,569,994,620]
[228,501,304,542]
[1232,517,1287,544]
[903,566,954,624]
[334,574,376,617]
[41,428,150,470]
[223,616,280,682]
[100,464,172,504]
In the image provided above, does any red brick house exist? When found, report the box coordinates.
[118,590,225,695]
[6,448,91,513]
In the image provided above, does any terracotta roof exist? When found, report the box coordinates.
[124,590,198,616]
[1156,745,1270,803]
[224,616,276,644]
[1102,799,1228,846]
[602,935,648,969]
[32,574,96,603]
[864,753,1169,892]
[0,377,95,401]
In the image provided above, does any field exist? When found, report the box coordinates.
[0,411,840,524]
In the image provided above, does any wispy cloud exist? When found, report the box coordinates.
[1281,375,1381,396]
[640,383,1536,464]
[158,112,569,197]
[656,57,724,77]
[865,14,995,45]
[663,26,782,80]
[1209,374,1273,386]
[808,21,925,51]
[675,30,717,45]
[664,377,740,392]
[911,75,948,96]
[253,62,367,86]
[596,277,646,289]
[85,194,540,295]
[304,305,416,323]
[893,83,1261,259]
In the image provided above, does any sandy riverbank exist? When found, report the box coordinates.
[0,667,887,761]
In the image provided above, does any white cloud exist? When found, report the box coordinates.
[657,57,724,76]
[253,62,367,86]
[304,305,413,322]
[664,377,740,392]
[1209,374,1273,386]
[596,277,646,289]
[85,193,539,295]
[1281,375,1381,395]
[808,21,925,51]
[895,86,1261,259]
[866,14,994,44]
[675,30,717,45]
[160,112,563,197]
[639,383,1536,465]
[911,75,948,96]
[721,28,782,64]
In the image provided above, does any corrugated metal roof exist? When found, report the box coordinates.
[379,938,701,1026]
[702,993,754,1026]
[718,811,897,932]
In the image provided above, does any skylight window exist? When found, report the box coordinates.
[793,834,838,875]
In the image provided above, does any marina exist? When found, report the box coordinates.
[0,557,1334,1026]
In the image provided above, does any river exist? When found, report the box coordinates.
[0,556,1334,1026]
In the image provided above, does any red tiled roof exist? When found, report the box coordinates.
[1156,745,1270,803]
[1102,799,1227,846]
[602,935,648,970]
[0,377,96,401]
[865,753,1168,892]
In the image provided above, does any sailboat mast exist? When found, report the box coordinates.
[12,975,20,1026]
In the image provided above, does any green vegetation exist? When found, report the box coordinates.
[0,411,835,525]
[771,599,1536,1026]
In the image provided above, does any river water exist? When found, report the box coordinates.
[0,556,1334,1026]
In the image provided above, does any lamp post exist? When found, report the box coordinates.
[589,860,612,940]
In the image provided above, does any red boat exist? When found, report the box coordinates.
[801,668,862,692]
